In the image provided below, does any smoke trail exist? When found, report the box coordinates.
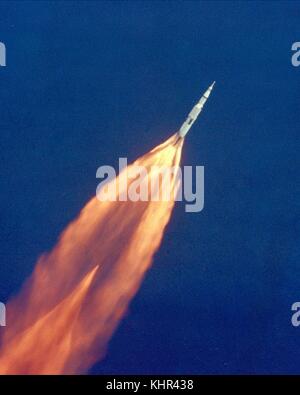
[0,134,183,374]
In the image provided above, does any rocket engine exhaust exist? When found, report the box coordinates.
[0,134,183,374]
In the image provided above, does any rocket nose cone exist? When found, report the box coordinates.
[210,81,216,89]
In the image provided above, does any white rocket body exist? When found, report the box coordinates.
[176,81,215,141]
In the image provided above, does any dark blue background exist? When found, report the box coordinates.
[0,1,300,374]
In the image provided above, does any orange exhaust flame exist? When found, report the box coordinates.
[0,134,183,374]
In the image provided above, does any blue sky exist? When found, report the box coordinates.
[0,1,300,374]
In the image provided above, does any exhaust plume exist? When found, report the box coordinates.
[0,134,183,374]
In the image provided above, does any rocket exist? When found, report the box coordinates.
[175,81,215,143]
